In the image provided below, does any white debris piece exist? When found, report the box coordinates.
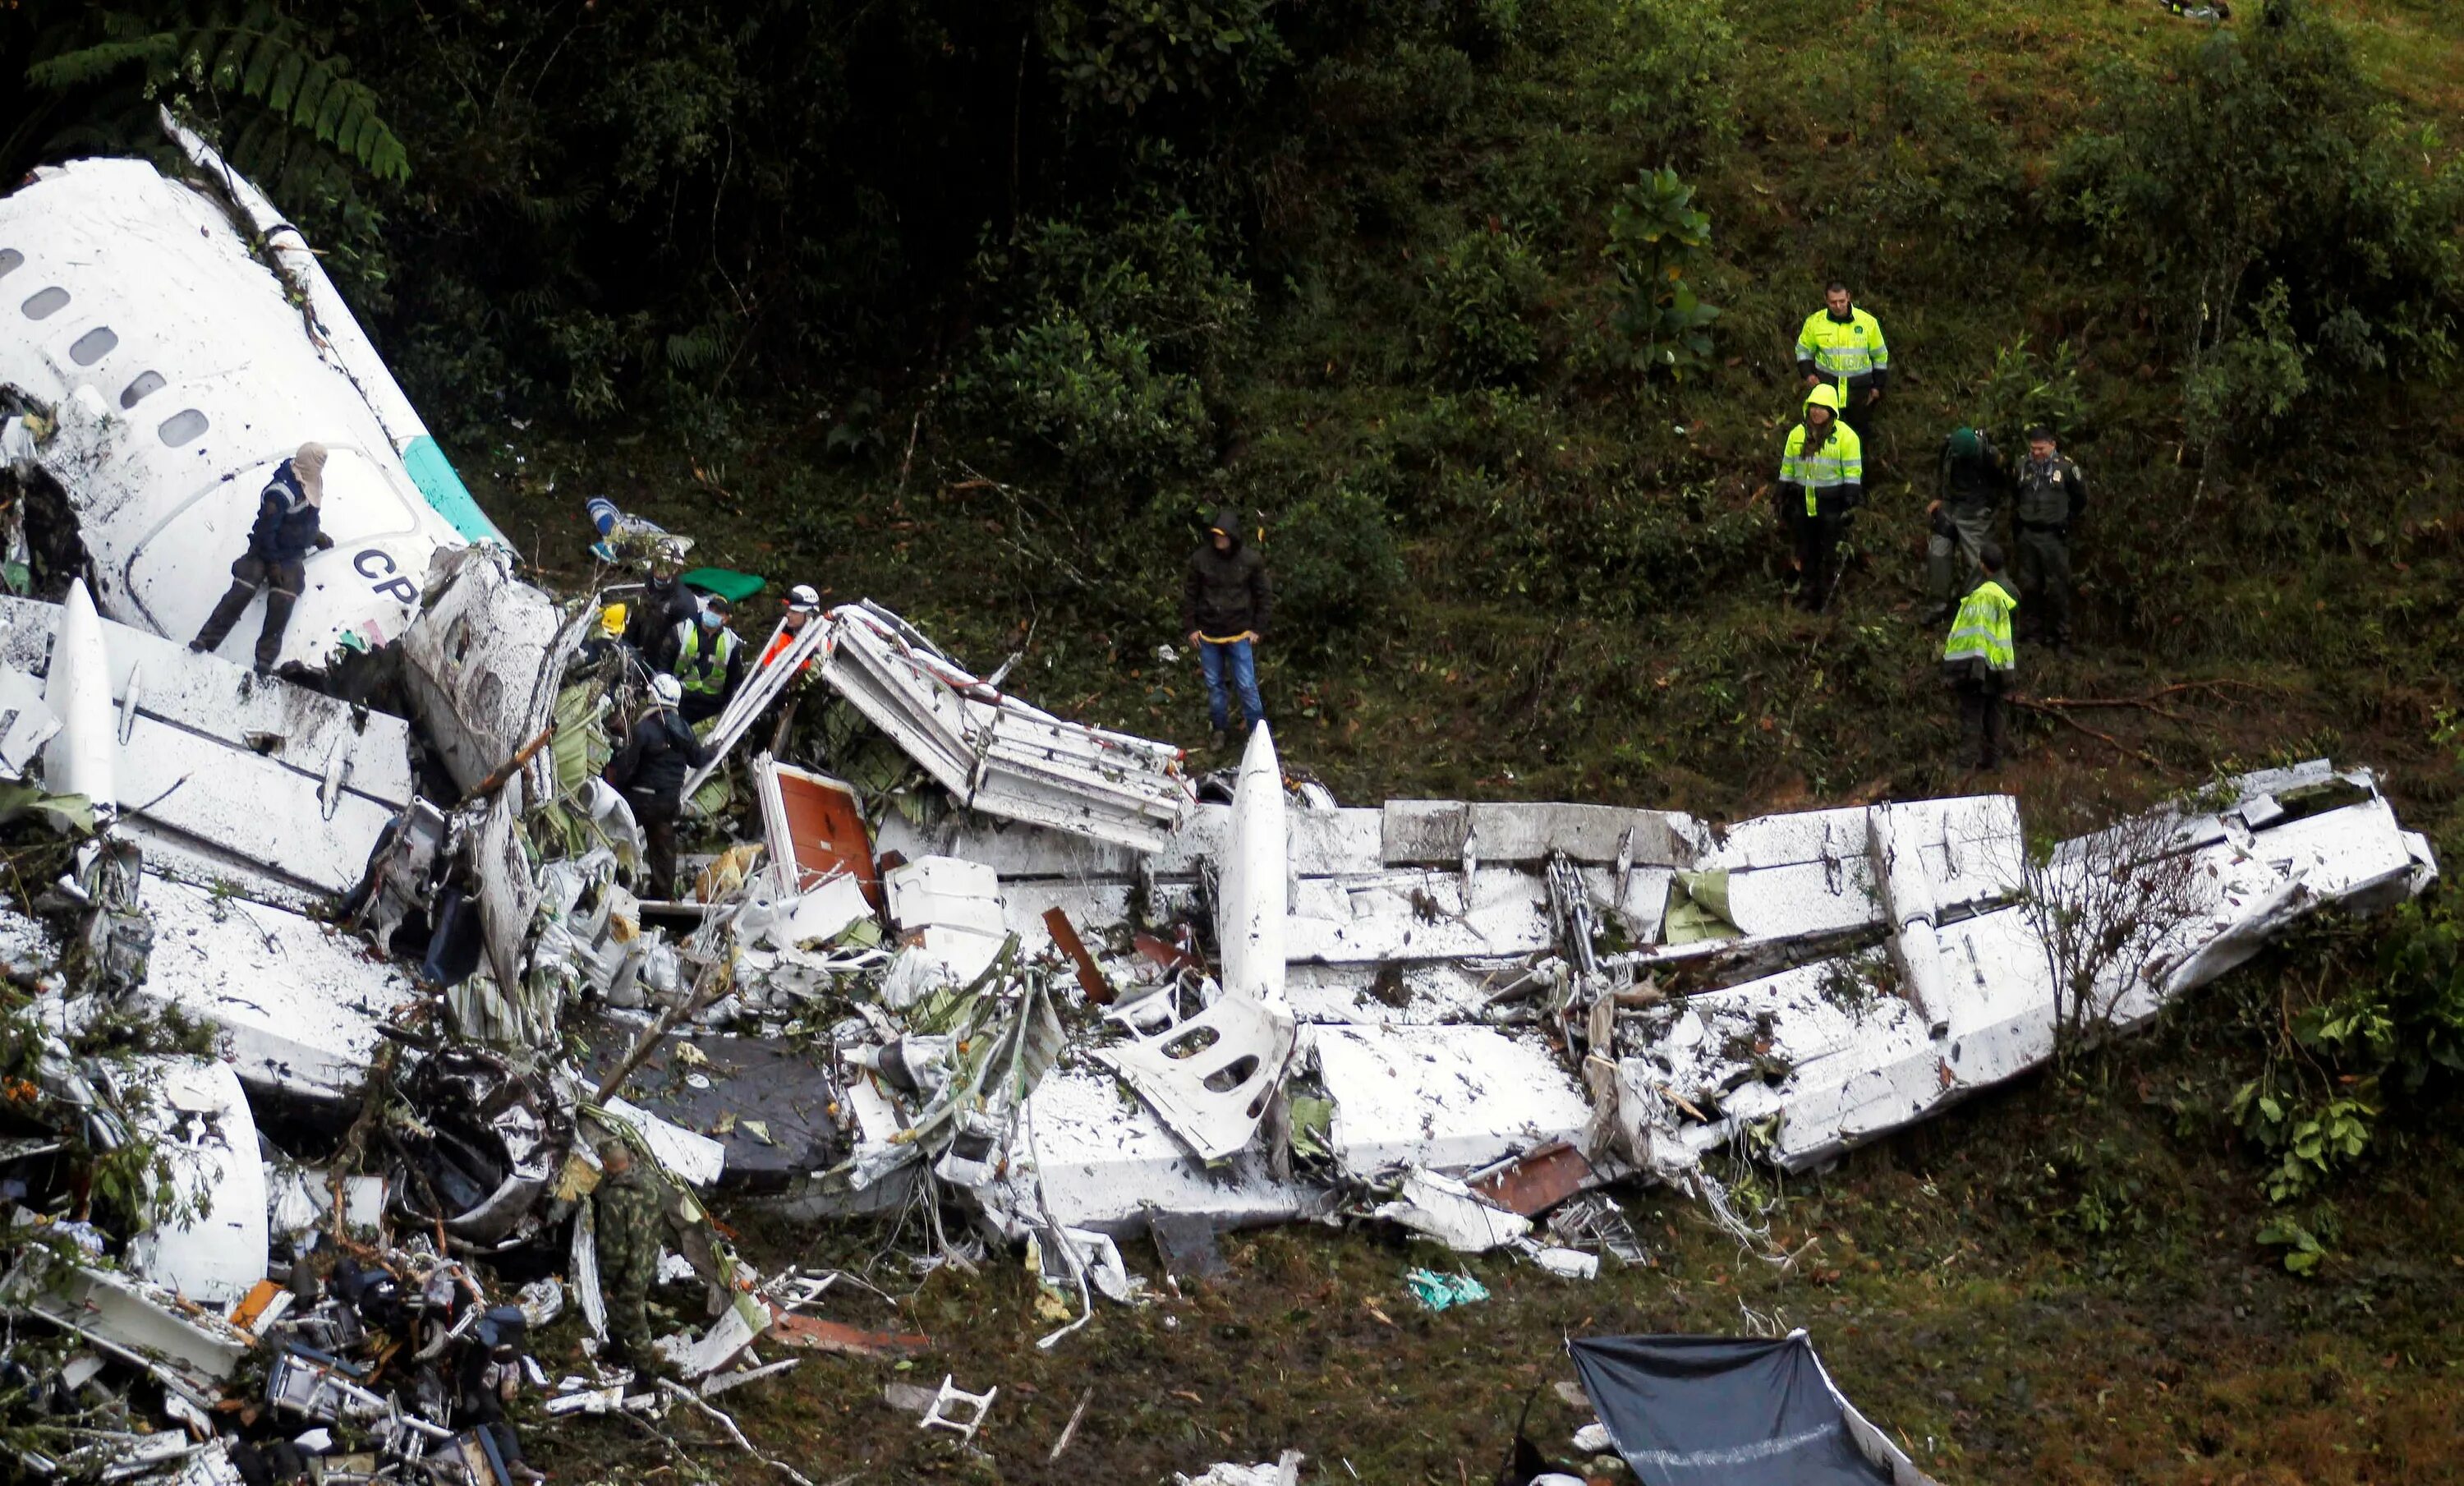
[136,872,423,1100]
[0,659,61,780]
[1372,1168,1533,1252]
[820,602,1192,851]
[40,579,114,816]
[0,595,416,899]
[918,1373,999,1445]
[123,1058,268,1308]
[598,1097,729,1189]
[1096,727,1298,1162]
[1176,1451,1305,1486]
[882,855,1008,1003]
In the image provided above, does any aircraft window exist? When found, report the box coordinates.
[22,287,68,319]
[0,249,21,278]
[158,408,209,445]
[120,371,165,408]
[71,327,117,366]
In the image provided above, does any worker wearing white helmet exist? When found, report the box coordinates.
[760,583,825,673]
[603,671,710,898]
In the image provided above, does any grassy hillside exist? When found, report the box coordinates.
[12,0,2464,1479]
[432,9,2464,1478]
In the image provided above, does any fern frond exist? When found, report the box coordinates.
[25,35,174,90]
[265,46,304,111]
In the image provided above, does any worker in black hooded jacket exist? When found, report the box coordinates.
[1182,508,1271,745]
[605,674,712,898]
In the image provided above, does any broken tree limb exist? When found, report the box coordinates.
[2011,697,2164,768]
[457,723,556,808]
[592,955,734,1106]
[1048,1387,1095,1463]
[657,1378,816,1486]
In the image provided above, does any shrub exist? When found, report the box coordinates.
[1421,225,1551,389]
[2054,0,2464,451]
[957,209,1253,506]
[1266,478,1406,648]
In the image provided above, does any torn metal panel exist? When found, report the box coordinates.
[1381,801,1703,869]
[1092,988,1299,1163]
[1469,1140,1597,1217]
[1316,1025,1593,1174]
[1372,1167,1534,1252]
[1025,1068,1315,1235]
[136,871,422,1100]
[1620,780,2437,1177]
[655,1292,770,1379]
[819,604,1192,852]
[1696,806,1873,872]
[597,1095,729,1189]
[398,545,575,798]
[683,619,830,798]
[123,1057,268,1308]
[0,657,61,779]
[0,594,416,898]
[2,1251,253,1395]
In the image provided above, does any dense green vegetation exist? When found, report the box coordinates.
[7,1,2464,1479]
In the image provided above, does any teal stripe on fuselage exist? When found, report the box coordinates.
[403,434,511,547]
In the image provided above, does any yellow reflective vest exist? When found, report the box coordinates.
[1942,579,2017,678]
[1779,421,1865,516]
[1795,307,1891,389]
[675,623,738,695]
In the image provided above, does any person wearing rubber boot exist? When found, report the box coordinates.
[1183,508,1271,749]
[1942,543,2019,771]
[1777,384,1865,612]
[2011,425,2088,651]
[190,442,333,674]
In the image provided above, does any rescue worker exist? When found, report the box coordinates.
[591,1140,667,1378]
[670,595,746,725]
[758,583,823,673]
[623,558,699,671]
[2010,425,2088,650]
[1183,508,1271,747]
[1777,384,1865,611]
[1928,426,2007,622]
[190,442,335,674]
[1942,542,2018,771]
[1795,283,1891,435]
[604,674,711,898]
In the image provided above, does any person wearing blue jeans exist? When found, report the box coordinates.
[1197,637,1263,737]
[1184,508,1271,748]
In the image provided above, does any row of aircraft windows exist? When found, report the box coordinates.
[5,251,208,448]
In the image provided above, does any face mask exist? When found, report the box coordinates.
[700,612,722,628]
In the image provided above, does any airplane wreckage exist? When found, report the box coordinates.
[0,117,2439,1482]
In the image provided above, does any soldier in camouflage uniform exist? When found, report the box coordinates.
[591,1140,666,1376]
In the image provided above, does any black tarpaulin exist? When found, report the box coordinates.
[1567,1332,1932,1486]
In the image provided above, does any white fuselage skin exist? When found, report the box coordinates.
[0,158,463,666]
